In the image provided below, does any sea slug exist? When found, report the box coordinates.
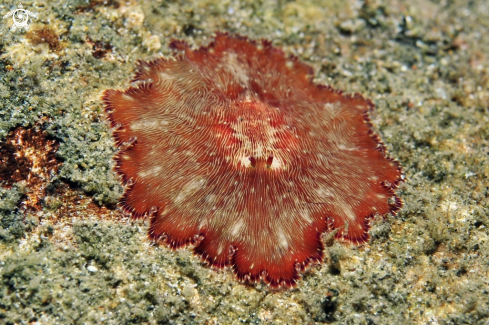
[103,32,403,288]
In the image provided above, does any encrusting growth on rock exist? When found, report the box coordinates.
[103,32,403,288]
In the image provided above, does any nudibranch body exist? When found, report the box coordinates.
[103,33,403,288]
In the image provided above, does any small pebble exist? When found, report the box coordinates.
[87,265,98,273]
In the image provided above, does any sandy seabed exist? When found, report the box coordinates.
[0,0,488,324]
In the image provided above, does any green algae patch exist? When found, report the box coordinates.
[0,219,198,324]
[0,186,25,243]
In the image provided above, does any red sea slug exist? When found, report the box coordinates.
[103,33,403,288]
